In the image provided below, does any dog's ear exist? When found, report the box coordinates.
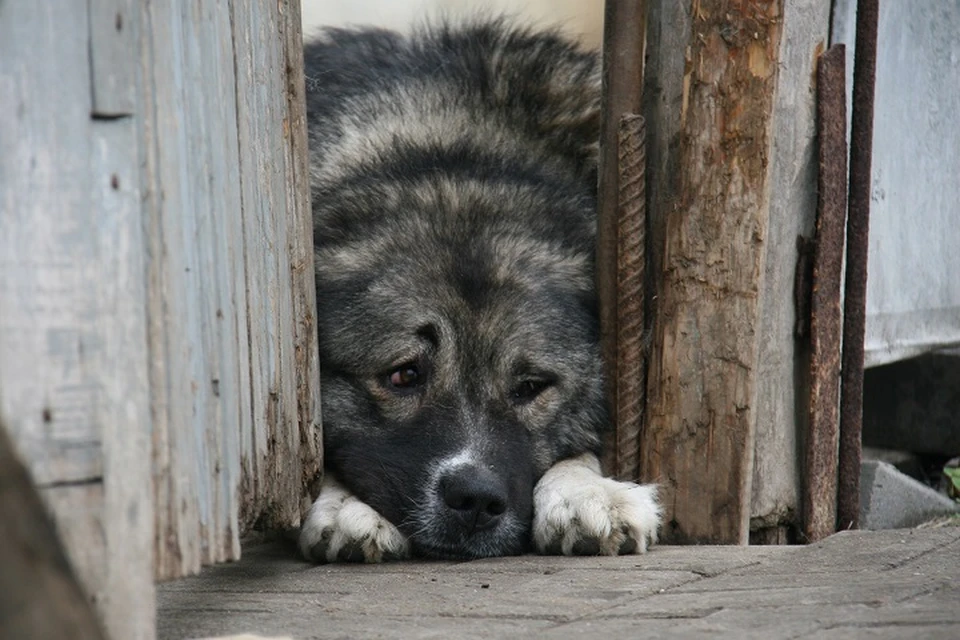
[425,19,601,183]
[487,25,602,182]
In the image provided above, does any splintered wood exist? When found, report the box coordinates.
[641,1,784,544]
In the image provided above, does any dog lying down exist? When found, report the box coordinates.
[299,18,661,562]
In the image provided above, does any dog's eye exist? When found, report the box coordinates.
[512,378,553,404]
[384,363,424,393]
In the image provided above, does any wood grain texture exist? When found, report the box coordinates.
[749,0,832,540]
[143,0,318,577]
[1,0,106,612]
[231,0,305,533]
[3,0,319,625]
[1,1,155,634]
[641,0,784,544]
[0,0,101,489]
[141,0,206,578]
[281,0,325,516]
[91,114,156,638]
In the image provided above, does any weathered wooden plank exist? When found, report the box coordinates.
[89,0,135,116]
[232,0,272,528]
[640,0,784,544]
[143,0,250,574]
[204,0,246,564]
[2,1,155,634]
[0,421,107,640]
[176,0,247,566]
[281,0,324,516]
[750,0,832,541]
[0,0,101,488]
[141,0,205,578]
[0,5,113,619]
[91,114,156,637]
[177,0,220,565]
[231,0,303,532]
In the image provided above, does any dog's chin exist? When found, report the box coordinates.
[410,536,528,560]
[404,518,530,560]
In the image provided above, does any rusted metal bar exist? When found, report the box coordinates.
[597,0,647,478]
[615,114,647,482]
[804,44,847,543]
[838,0,880,532]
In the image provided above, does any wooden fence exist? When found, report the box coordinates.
[0,0,888,635]
[0,0,321,637]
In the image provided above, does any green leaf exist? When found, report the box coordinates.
[944,465,960,500]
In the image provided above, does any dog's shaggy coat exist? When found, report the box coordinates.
[299,19,660,562]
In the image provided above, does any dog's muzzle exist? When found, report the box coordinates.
[409,454,530,559]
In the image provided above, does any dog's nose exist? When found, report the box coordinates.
[439,467,508,533]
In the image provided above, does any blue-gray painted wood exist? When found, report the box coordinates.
[832,0,960,367]
[90,114,155,640]
[2,0,321,632]
[141,0,319,578]
[1,0,155,636]
[89,0,135,116]
[142,0,205,578]
[231,0,306,532]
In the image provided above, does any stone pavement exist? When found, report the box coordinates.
[157,526,960,639]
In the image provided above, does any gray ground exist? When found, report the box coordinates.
[157,526,960,639]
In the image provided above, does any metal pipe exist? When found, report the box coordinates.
[597,0,648,479]
[805,44,847,542]
[838,0,880,531]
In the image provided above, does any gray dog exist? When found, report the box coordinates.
[298,19,660,562]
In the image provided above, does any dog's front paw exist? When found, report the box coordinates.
[533,453,661,556]
[299,474,410,563]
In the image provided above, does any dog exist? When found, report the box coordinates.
[298,18,660,562]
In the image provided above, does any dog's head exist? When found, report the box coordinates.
[313,173,606,559]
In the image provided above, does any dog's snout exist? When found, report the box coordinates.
[439,467,508,533]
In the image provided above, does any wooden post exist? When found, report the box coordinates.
[281,0,325,515]
[640,1,785,544]
[3,0,319,614]
[1,1,156,634]
[144,0,321,578]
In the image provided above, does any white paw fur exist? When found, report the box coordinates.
[299,474,410,563]
[533,453,661,555]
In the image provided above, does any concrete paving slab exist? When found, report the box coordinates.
[448,545,789,577]
[157,528,960,639]
[861,460,960,530]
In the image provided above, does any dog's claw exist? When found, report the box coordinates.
[299,475,410,564]
[532,453,661,556]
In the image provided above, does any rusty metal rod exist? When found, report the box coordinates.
[838,0,880,531]
[804,44,847,543]
[597,0,648,478]
[615,114,647,482]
